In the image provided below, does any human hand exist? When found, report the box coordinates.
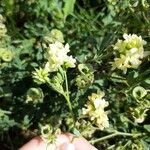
[19,133,97,150]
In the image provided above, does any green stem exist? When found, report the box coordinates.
[64,71,75,125]
[90,131,143,144]
[107,144,115,150]
[63,93,73,116]
[121,140,132,150]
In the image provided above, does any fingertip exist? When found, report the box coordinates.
[72,136,97,150]
[59,143,75,150]
[19,136,47,150]
[56,133,70,147]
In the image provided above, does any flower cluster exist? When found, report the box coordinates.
[0,14,7,39]
[41,124,61,150]
[82,92,109,130]
[0,15,14,68]
[32,67,50,84]
[112,33,147,73]
[33,29,76,85]
[44,41,76,72]
[75,120,95,138]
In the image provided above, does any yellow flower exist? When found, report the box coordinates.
[123,33,146,50]
[0,24,7,38]
[112,54,131,74]
[95,110,109,130]
[88,92,108,109]
[82,92,109,130]
[115,34,146,54]
[112,33,147,73]
[114,40,126,53]
[64,55,76,68]
[128,55,142,69]
[0,14,5,23]
[0,14,7,39]
[45,42,76,72]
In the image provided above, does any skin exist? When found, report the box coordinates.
[19,133,97,150]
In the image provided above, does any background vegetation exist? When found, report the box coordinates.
[0,0,150,149]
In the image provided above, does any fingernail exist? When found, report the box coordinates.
[61,143,75,150]
[47,144,57,150]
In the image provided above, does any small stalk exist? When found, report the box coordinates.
[121,140,132,150]
[107,144,115,150]
[64,71,75,125]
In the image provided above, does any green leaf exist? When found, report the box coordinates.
[141,139,150,150]
[63,0,76,20]
[73,128,81,136]
[144,125,150,132]
[145,79,150,84]
[102,15,113,25]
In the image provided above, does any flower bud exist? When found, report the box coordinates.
[132,86,147,99]
[26,88,44,104]
[0,48,13,62]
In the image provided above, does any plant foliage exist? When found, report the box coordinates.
[0,0,150,149]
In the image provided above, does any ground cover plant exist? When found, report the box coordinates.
[0,0,150,149]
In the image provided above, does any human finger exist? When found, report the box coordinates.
[19,136,47,150]
[63,133,98,150]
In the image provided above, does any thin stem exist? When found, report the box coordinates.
[63,93,73,115]
[64,71,72,111]
[64,71,75,125]
[64,71,69,101]
[90,131,143,144]
[121,140,132,150]
[90,133,118,144]
[107,144,115,150]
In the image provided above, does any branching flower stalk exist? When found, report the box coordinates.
[33,36,76,127]
[43,69,75,126]
[45,71,75,122]
[42,39,76,124]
